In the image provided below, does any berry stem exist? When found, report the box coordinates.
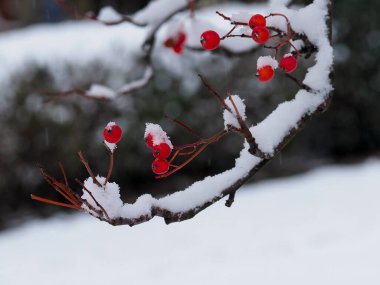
[158,130,227,179]
[220,25,238,40]
[105,150,114,185]
[188,0,196,18]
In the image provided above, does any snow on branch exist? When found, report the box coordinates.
[32,0,333,227]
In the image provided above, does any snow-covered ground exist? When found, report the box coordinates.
[0,160,379,285]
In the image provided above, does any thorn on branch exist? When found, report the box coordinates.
[225,192,236,207]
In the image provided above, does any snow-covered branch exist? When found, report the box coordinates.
[32,0,333,227]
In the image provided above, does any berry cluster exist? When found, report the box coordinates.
[164,31,187,54]
[144,124,173,175]
[200,12,300,82]
[256,53,298,82]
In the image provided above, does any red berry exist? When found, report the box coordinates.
[252,26,270,44]
[152,159,170,175]
[103,124,122,144]
[249,14,266,29]
[152,143,171,159]
[256,65,275,82]
[279,55,298,73]
[145,133,154,148]
[200,30,220,50]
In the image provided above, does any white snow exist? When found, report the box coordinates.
[223,95,247,130]
[289,39,304,52]
[97,6,123,22]
[117,65,154,94]
[104,141,117,153]
[133,0,188,25]
[81,176,123,219]
[87,84,118,99]
[231,11,251,23]
[257,55,279,69]
[144,123,173,148]
[1,160,379,285]
[252,90,323,155]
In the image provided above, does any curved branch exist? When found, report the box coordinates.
[33,0,333,227]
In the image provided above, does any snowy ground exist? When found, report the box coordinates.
[0,160,379,285]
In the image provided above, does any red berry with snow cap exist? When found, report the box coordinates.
[152,143,171,159]
[249,14,266,29]
[256,65,275,82]
[103,123,122,144]
[279,54,298,73]
[252,26,270,44]
[152,159,170,175]
[200,30,220,50]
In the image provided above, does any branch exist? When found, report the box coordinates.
[32,0,333,227]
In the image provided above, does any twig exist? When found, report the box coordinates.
[198,74,230,110]
[105,149,114,184]
[78,151,102,187]
[76,179,110,220]
[285,74,312,92]
[227,95,267,159]
[31,195,81,209]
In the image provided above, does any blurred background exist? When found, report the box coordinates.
[0,0,379,232]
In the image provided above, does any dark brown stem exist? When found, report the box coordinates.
[198,74,230,111]
[78,151,102,187]
[285,74,312,92]
[227,95,267,159]
[220,25,238,40]
[225,192,236,207]
[58,162,69,187]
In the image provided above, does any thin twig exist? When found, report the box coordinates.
[31,195,81,210]
[78,151,102,187]
[285,74,312,92]
[198,74,230,110]
[76,179,110,220]
[58,162,69,187]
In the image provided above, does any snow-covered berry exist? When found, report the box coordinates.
[252,26,270,44]
[279,54,298,73]
[249,14,266,29]
[200,30,220,50]
[256,65,275,82]
[152,143,171,159]
[152,159,170,175]
[103,122,122,144]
